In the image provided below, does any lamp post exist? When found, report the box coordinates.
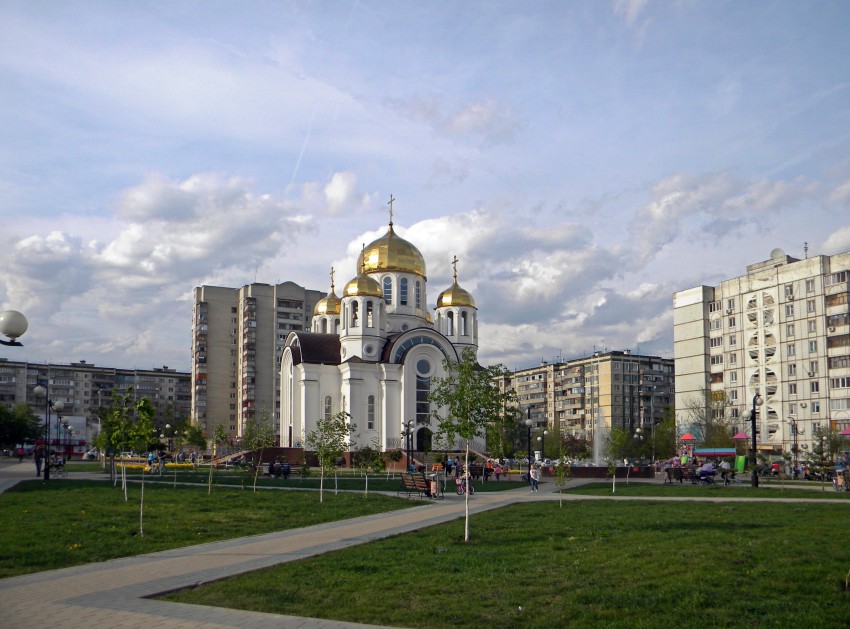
[634,427,644,461]
[33,384,64,481]
[525,408,533,478]
[404,420,415,473]
[0,310,29,347]
[536,429,548,462]
[750,393,764,488]
[788,417,804,479]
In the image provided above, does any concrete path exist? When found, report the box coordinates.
[0,461,847,629]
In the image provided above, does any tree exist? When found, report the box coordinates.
[682,389,735,448]
[352,437,386,495]
[244,410,276,492]
[306,411,356,503]
[429,348,516,542]
[208,424,230,495]
[560,432,591,462]
[810,426,843,490]
[0,403,40,449]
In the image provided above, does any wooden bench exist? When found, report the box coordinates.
[664,467,699,484]
[397,473,442,499]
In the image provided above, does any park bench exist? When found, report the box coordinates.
[468,465,484,480]
[664,467,699,484]
[397,473,442,499]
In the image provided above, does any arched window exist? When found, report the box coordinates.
[400,278,408,305]
[367,395,375,429]
[415,359,431,425]
[321,319,328,333]
[366,301,374,327]
[351,301,359,327]
[383,277,392,304]
[460,312,468,336]
[415,280,421,308]
[334,319,340,334]
[323,396,332,420]
[447,311,454,336]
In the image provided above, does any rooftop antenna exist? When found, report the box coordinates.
[804,241,808,259]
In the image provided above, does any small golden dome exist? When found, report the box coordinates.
[436,281,477,308]
[436,256,476,308]
[357,223,426,279]
[314,291,341,316]
[314,268,342,315]
[343,259,384,298]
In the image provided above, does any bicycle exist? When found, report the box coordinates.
[455,477,475,495]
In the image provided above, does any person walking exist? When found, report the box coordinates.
[34,446,44,477]
[529,464,540,492]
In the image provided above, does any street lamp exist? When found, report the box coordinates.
[634,427,644,461]
[788,417,805,479]
[536,429,549,461]
[749,393,764,488]
[404,420,415,473]
[525,408,533,478]
[0,310,29,347]
[33,384,64,481]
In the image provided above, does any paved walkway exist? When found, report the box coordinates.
[0,461,847,629]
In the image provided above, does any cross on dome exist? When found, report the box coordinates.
[387,194,395,226]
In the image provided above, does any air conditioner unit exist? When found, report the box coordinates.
[829,326,836,332]
[726,308,734,314]
[807,371,815,378]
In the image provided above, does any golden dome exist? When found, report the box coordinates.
[314,290,341,316]
[357,223,426,279]
[313,269,342,315]
[436,256,476,308]
[436,281,476,308]
[343,265,383,299]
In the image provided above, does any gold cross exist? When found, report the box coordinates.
[452,255,459,282]
[330,267,335,290]
[388,194,395,225]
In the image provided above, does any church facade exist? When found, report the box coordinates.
[279,213,481,454]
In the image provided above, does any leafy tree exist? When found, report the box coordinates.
[0,403,41,448]
[306,411,356,503]
[208,424,231,495]
[682,388,734,448]
[485,403,523,460]
[352,437,386,495]
[606,427,632,465]
[810,426,843,489]
[429,348,516,542]
[244,410,276,492]
[560,432,591,462]
[651,406,677,461]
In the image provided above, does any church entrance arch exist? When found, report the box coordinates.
[416,427,432,453]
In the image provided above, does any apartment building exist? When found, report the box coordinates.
[673,248,850,455]
[495,350,674,440]
[191,282,323,442]
[0,358,190,444]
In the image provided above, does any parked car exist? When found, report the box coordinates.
[83,449,99,460]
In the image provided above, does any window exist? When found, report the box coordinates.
[415,281,421,308]
[728,316,736,328]
[730,372,737,382]
[807,299,816,313]
[710,355,723,365]
[447,312,454,336]
[788,383,797,395]
[728,335,737,346]
[786,344,795,357]
[808,320,817,333]
[810,381,819,393]
[806,279,815,292]
[383,277,392,304]
[710,337,722,348]
[400,278,408,305]
[729,390,738,401]
[729,353,737,364]
[351,301,359,327]
[808,340,817,353]
[812,402,820,413]
[324,396,332,420]
[830,377,850,389]
[415,359,431,424]
[786,324,794,337]
[825,271,848,286]
[809,361,818,375]
[785,304,795,317]
[788,364,797,376]
[710,319,722,330]
[366,301,374,327]
[785,284,795,299]
[367,395,375,429]
[461,312,468,336]
[726,299,735,312]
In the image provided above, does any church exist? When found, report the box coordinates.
[278,203,481,455]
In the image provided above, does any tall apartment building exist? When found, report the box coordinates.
[495,350,674,440]
[191,281,323,442]
[673,248,850,455]
[0,358,190,444]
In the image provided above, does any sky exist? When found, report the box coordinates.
[2,0,850,373]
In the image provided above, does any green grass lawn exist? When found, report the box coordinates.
[559,481,850,500]
[0,480,417,578]
[163,499,850,628]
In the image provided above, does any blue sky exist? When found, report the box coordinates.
[2,0,850,371]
